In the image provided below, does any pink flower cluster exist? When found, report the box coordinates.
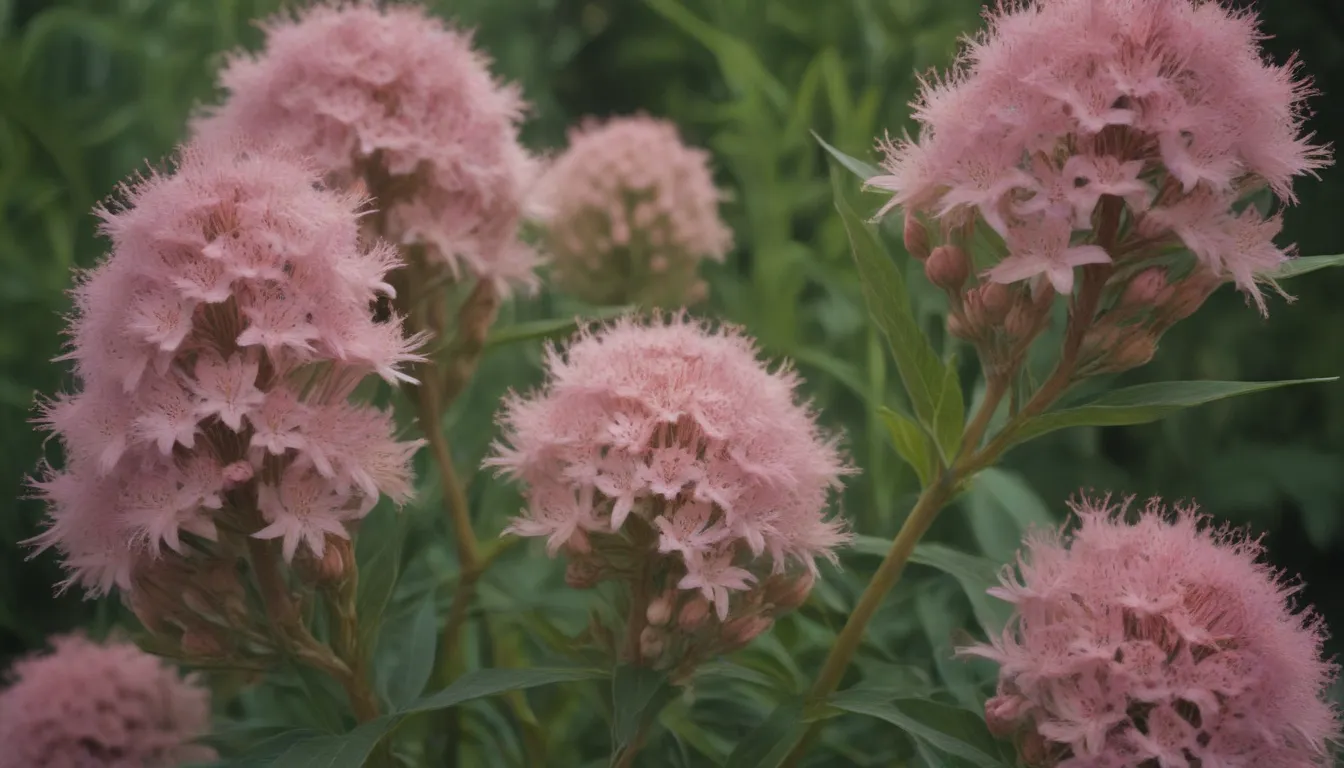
[487,316,849,620]
[32,141,424,595]
[874,0,1328,310]
[969,496,1339,768]
[0,634,214,768]
[197,1,538,289]
[537,115,732,307]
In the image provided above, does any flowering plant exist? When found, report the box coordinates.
[7,1,1344,767]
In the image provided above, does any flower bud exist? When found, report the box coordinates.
[1161,269,1223,321]
[180,629,228,659]
[1120,267,1170,309]
[984,694,1027,738]
[946,311,974,340]
[221,460,254,488]
[1019,729,1049,767]
[1102,332,1157,373]
[1004,301,1036,339]
[678,596,712,631]
[721,615,772,649]
[646,594,674,627]
[977,283,1012,325]
[903,211,930,262]
[563,528,591,555]
[925,245,970,290]
[297,536,351,586]
[566,558,603,589]
[639,626,665,659]
[763,571,814,611]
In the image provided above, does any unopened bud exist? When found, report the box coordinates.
[646,594,674,627]
[1120,267,1170,309]
[566,558,603,589]
[1161,269,1223,321]
[984,694,1027,738]
[1101,332,1157,373]
[639,626,665,659]
[563,528,591,556]
[903,211,930,262]
[298,536,351,585]
[925,245,970,290]
[1004,302,1036,339]
[946,312,974,340]
[678,596,712,631]
[722,615,773,649]
[762,571,814,611]
[977,283,1012,325]
[221,460,254,488]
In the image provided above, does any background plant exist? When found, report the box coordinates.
[3,0,1344,766]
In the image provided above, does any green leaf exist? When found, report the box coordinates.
[611,665,677,756]
[221,668,606,767]
[965,468,1054,563]
[375,591,438,710]
[1265,254,1344,281]
[484,306,630,350]
[851,536,1011,635]
[832,165,948,433]
[933,363,965,464]
[829,691,1009,768]
[723,699,806,768]
[879,406,937,487]
[1009,378,1337,446]
[355,504,405,655]
[813,131,880,181]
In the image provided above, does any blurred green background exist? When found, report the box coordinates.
[2,0,1343,743]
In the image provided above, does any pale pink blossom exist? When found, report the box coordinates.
[488,316,850,621]
[31,140,424,595]
[966,495,1340,767]
[196,1,538,289]
[873,0,1328,310]
[537,115,732,307]
[986,217,1111,294]
[0,634,214,768]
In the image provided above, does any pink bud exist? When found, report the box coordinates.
[222,460,254,488]
[946,311,974,340]
[1120,267,1169,309]
[1161,269,1223,321]
[1102,332,1157,373]
[646,594,674,627]
[1004,302,1036,339]
[984,694,1027,738]
[563,528,591,555]
[977,283,1012,325]
[180,630,227,659]
[722,615,772,649]
[678,596,712,631]
[773,571,814,611]
[925,245,970,290]
[904,211,930,262]
[639,626,665,659]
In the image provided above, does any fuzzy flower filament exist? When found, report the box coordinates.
[537,116,732,308]
[967,496,1340,768]
[487,316,850,676]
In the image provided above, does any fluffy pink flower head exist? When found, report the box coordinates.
[874,0,1329,312]
[0,634,214,768]
[487,316,849,667]
[196,1,538,289]
[537,115,733,307]
[31,140,424,596]
[967,495,1339,768]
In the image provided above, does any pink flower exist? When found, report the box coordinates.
[31,140,424,595]
[966,495,1340,768]
[196,1,538,289]
[536,115,732,307]
[986,217,1111,294]
[874,0,1328,313]
[0,634,214,768]
[487,315,851,621]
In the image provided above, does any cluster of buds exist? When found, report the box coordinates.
[880,0,1328,382]
[535,115,733,308]
[30,141,423,686]
[487,316,850,678]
